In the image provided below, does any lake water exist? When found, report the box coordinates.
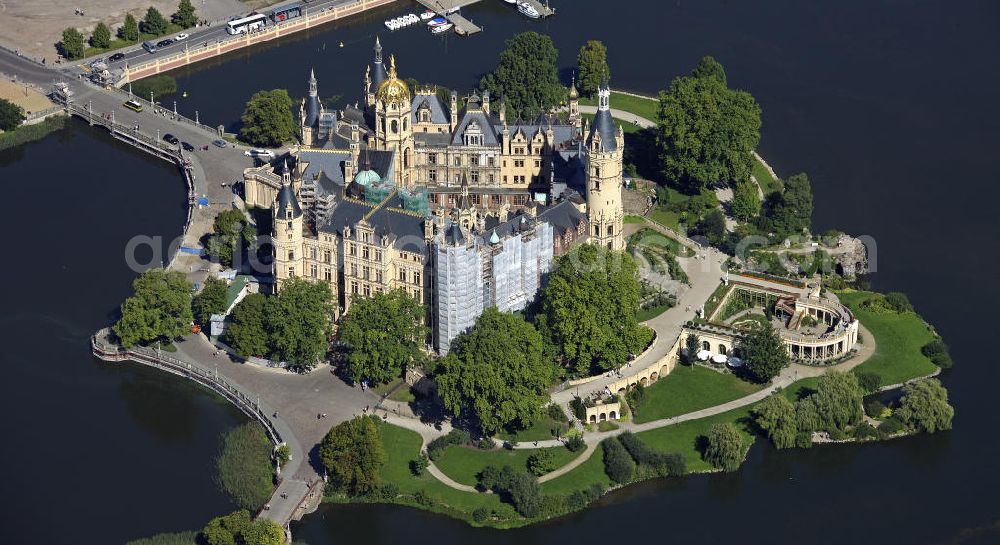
[1,0,997,543]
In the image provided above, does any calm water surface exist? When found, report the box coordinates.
[1,0,997,543]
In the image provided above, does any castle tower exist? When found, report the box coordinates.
[568,75,581,131]
[365,37,388,109]
[273,159,304,289]
[584,84,625,251]
[300,68,322,147]
[373,55,414,187]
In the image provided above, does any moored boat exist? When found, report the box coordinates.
[427,16,448,26]
[517,2,540,18]
[431,22,454,34]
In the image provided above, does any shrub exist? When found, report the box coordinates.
[497,466,541,517]
[546,403,568,422]
[275,444,291,468]
[856,371,883,394]
[863,398,887,419]
[569,396,587,420]
[361,483,399,502]
[427,429,472,460]
[662,453,687,476]
[565,434,586,453]
[795,431,813,449]
[472,507,490,522]
[476,438,494,450]
[412,489,432,506]
[477,465,502,491]
[618,431,656,466]
[703,423,745,472]
[859,294,896,314]
[885,291,914,313]
[526,449,557,476]
[602,439,635,483]
[879,416,904,435]
[409,452,428,476]
[922,338,953,369]
[852,423,881,441]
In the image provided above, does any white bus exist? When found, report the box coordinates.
[226,13,268,34]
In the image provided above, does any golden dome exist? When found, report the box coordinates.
[375,55,410,107]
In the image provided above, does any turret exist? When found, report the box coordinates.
[449,90,458,133]
[482,89,490,115]
[301,68,322,147]
[568,75,581,131]
[273,172,304,289]
[584,83,624,251]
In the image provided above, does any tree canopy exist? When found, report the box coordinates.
[896,379,954,433]
[113,268,193,347]
[119,14,140,42]
[59,28,86,60]
[201,510,284,545]
[226,293,269,359]
[215,422,274,511]
[267,278,335,371]
[731,179,761,222]
[803,371,864,432]
[758,172,813,238]
[0,98,26,131]
[480,32,563,120]
[703,422,744,472]
[192,276,228,326]
[576,40,610,97]
[752,394,797,449]
[537,244,653,376]
[339,289,426,385]
[90,22,112,49]
[142,7,168,36]
[656,56,761,193]
[172,0,198,28]
[240,89,296,147]
[738,324,789,383]
[207,209,255,268]
[319,415,386,496]
[435,308,553,435]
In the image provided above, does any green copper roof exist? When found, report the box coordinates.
[354,169,380,186]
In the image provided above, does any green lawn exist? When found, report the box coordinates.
[837,291,940,385]
[580,91,659,122]
[434,444,581,487]
[752,155,783,196]
[637,302,673,322]
[498,414,569,443]
[540,445,612,495]
[373,423,503,514]
[624,215,646,225]
[649,208,682,232]
[632,366,763,424]
[637,406,756,472]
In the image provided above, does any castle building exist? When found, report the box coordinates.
[243,39,624,352]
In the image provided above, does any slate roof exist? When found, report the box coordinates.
[411,94,450,125]
[588,108,618,152]
[277,183,302,218]
[537,199,588,236]
[452,110,499,146]
[304,94,320,127]
[299,150,349,185]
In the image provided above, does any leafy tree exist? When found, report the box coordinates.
[759,172,813,238]
[90,22,112,49]
[684,332,700,364]
[477,464,502,491]
[436,308,553,435]
[808,371,864,432]
[496,466,542,517]
[895,379,954,433]
[738,325,789,383]
[119,14,140,41]
[538,244,652,376]
[656,57,761,193]
[703,422,744,472]
[752,394,797,449]
[142,7,168,36]
[409,452,428,476]
[855,371,883,394]
[207,209,255,268]
[0,98,26,131]
[59,28,86,60]
[319,415,386,496]
[526,449,556,476]
[697,209,727,246]
[480,32,563,120]
[576,40,610,97]
[240,89,296,147]
[226,293,269,358]
[239,519,285,545]
[201,510,251,545]
[172,0,198,28]
[731,179,761,222]
[215,422,274,511]
[921,338,953,369]
[601,438,635,483]
[267,277,335,371]
[113,268,193,347]
[339,289,426,385]
[192,276,228,326]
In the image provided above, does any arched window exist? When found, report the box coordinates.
[391,119,398,134]
[702,340,710,351]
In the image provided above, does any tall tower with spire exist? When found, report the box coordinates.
[372,55,414,187]
[584,84,625,251]
[568,75,581,131]
[300,68,322,147]
[365,37,388,110]
[272,159,304,290]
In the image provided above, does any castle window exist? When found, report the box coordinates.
[488,174,495,184]
[471,155,479,166]
[286,210,292,220]
[351,264,358,276]
[453,156,461,166]
[420,110,430,122]
[364,285,371,297]
[352,282,358,295]
[363,266,369,280]
[487,156,495,167]
[324,268,332,281]
[429,169,437,183]
[323,250,331,263]
[596,167,601,178]
[471,171,479,183]
[362,247,369,260]
[310,264,317,278]
[376,270,383,283]
[399,269,407,282]
[534,159,541,168]
[349,243,356,256]
[428,153,437,165]
[310,247,317,259]
[288,250,294,260]
[414,271,421,285]
[607,225,614,236]
[288,267,295,277]
[514,195,527,206]
[515,159,524,168]
[376,250,382,261]
[403,118,408,131]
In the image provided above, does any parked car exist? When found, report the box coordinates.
[181,141,195,151]
[142,41,157,53]
[156,39,174,48]
[244,148,275,158]
[163,133,179,145]
[175,33,189,41]
[108,52,126,62]
[213,139,228,148]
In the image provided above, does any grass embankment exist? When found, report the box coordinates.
[752,154,783,196]
[836,291,940,385]
[636,303,672,322]
[580,91,659,122]
[84,23,186,58]
[125,532,198,545]
[0,115,66,152]
[435,445,582,487]
[631,365,763,424]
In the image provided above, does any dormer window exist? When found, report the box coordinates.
[286,210,292,220]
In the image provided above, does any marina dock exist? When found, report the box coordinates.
[414,0,555,36]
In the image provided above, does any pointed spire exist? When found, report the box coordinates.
[374,36,382,63]
[388,54,397,79]
[569,74,579,100]
[308,68,318,97]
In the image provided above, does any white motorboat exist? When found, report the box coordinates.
[420,10,436,20]
[517,2,540,18]
[504,0,517,4]
[427,16,448,27]
[431,22,453,34]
